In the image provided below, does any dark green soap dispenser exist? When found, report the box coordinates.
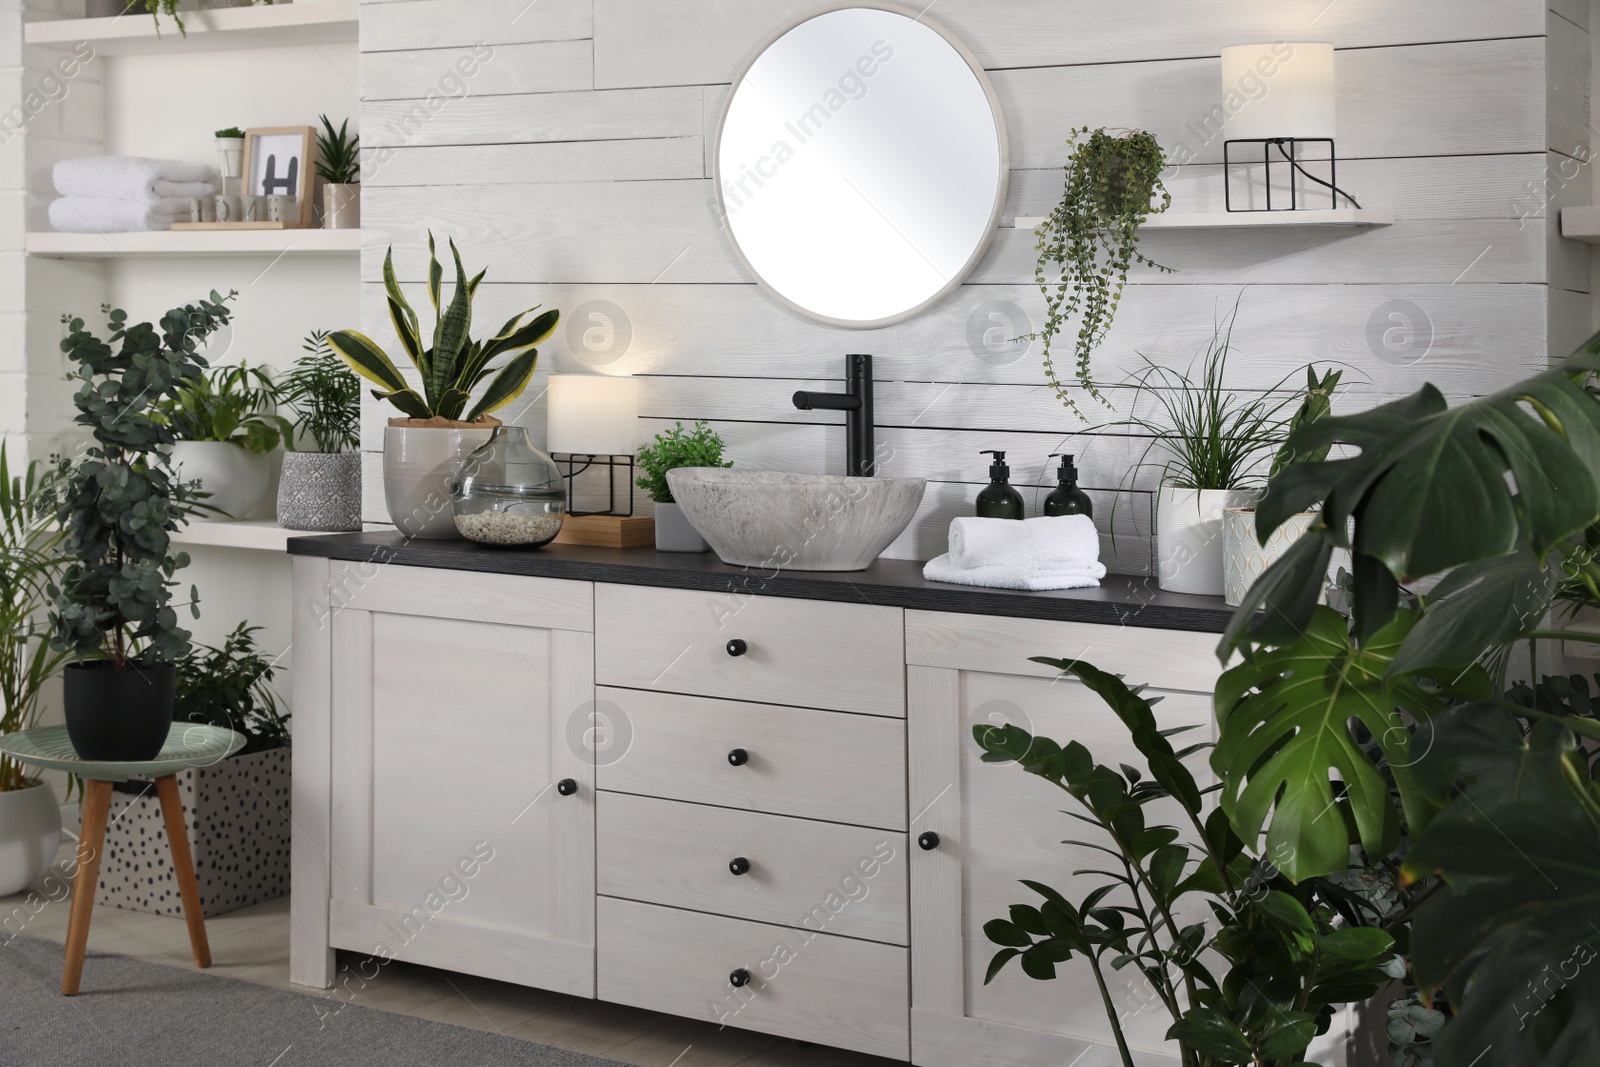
[1043,453,1094,519]
[976,450,1025,519]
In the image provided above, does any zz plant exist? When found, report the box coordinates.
[330,234,559,425]
[1033,127,1172,418]
[48,297,228,670]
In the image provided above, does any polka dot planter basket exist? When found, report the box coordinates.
[95,746,290,919]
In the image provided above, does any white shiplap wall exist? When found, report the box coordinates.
[357,0,1590,573]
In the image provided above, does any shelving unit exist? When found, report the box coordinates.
[25,0,358,56]
[170,519,297,552]
[1010,208,1394,230]
[27,229,362,259]
[1560,207,1600,244]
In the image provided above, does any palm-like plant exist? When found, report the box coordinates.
[279,331,360,453]
[315,114,359,186]
[329,235,559,424]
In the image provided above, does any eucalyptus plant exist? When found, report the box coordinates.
[1032,127,1172,418]
[48,296,228,670]
[330,234,559,424]
[279,330,360,453]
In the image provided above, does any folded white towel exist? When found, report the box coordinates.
[49,197,189,233]
[151,178,219,199]
[923,553,1106,591]
[53,156,219,201]
[949,514,1101,569]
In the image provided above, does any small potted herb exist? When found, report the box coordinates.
[316,114,360,230]
[276,331,362,532]
[214,126,245,182]
[155,361,288,520]
[636,420,731,552]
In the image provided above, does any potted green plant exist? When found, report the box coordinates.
[1032,127,1173,419]
[49,296,227,762]
[635,420,732,552]
[276,330,362,532]
[214,126,245,183]
[91,0,280,35]
[316,114,360,230]
[330,234,559,539]
[98,622,293,917]
[0,446,71,897]
[154,361,287,520]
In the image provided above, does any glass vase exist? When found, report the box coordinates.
[450,426,567,547]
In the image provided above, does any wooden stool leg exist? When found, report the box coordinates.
[155,774,211,969]
[62,779,113,996]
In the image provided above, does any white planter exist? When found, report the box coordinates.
[214,136,244,181]
[277,451,362,532]
[169,440,270,519]
[383,424,495,539]
[1223,509,1319,607]
[654,501,709,552]
[1156,486,1258,595]
[0,780,62,897]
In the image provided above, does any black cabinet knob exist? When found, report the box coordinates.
[918,831,941,851]
[556,778,578,797]
[729,856,751,876]
[727,748,749,767]
[729,968,752,987]
[726,639,748,657]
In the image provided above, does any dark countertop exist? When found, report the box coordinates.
[286,533,1238,634]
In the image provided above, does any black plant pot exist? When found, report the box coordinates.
[64,662,176,762]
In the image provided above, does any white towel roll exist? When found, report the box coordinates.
[949,514,1101,569]
[53,156,219,201]
[49,197,189,233]
[923,553,1106,591]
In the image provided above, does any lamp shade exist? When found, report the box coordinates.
[547,374,639,456]
[1221,42,1336,140]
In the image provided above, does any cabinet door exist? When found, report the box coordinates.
[908,664,1213,1067]
[328,608,595,995]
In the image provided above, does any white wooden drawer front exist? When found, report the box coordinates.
[597,792,908,944]
[595,583,906,716]
[597,896,910,1061]
[594,686,907,829]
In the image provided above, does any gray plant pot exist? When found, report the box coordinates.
[654,501,709,553]
[277,451,362,532]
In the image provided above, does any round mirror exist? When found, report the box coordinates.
[715,5,1008,327]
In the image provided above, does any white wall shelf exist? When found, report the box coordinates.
[27,229,361,259]
[1560,207,1600,244]
[26,0,358,56]
[1010,209,1394,230]
[171,519,296,552]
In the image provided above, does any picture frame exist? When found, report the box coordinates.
[242,125,315,227]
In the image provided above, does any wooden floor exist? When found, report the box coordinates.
[3,842,905,1067]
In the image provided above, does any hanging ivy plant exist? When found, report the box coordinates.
[1032,127,1173,418]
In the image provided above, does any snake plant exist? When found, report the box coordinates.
[329,234,559,424]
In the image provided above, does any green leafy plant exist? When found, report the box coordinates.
[213,126,244,140]
[0,446,71,793]
[315,114,360,185]
[132,0,276,36]
[1032,127,1173,419]
[49,296,231,671]
[635,421,732,504]
[175,622,289,755]
[278,331,360,453]
[976,659,1404,1067]
[330,234,559,424]
[153,361,288,455]
[1268,366,1342,478]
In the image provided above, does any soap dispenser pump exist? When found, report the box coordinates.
[1043,453,1094,519]
[976,450,1025,520]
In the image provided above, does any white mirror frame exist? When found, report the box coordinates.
[712,2,1010,329]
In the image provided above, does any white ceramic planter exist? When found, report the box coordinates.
[654,501,709,553]
[1156,486,1258,595]
[1223,509,1319,607]
[214,136,243,181]
[277,451,362,532]
[383,424,495,539]
[322,183,360,229]
[0,780,62,897]
[169,440,270,519]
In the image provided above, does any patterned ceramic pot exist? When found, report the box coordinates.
[1223,508,1318,607]
[277,451,362,532]
[0,780,62,897]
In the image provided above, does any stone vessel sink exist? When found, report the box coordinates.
[665,469,927,572]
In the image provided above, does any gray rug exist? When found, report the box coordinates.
[0,936,631,1067]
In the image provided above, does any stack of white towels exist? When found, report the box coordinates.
[924,514,1107,591]
[49,156,219,233]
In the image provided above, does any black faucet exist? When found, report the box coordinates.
[793,354,875,477]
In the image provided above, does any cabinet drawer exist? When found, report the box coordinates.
[597,896,909,1061]
[598,792,907,944]
[595,583,906,716]
[595,687,906,829]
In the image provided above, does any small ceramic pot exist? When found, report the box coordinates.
[383,424,496,539]
[169,440,271,519]
[214,136,244,181]
[654,501,709,553]
[214,194,241,222]
[1156,485,1258,596]
[0,780,62,897]
[267,194,298,224]
[1223,509,1319,607]
[241,195,267,222]
[64,661,175,762]
[277,451,362,532]
[322,184,360,229]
